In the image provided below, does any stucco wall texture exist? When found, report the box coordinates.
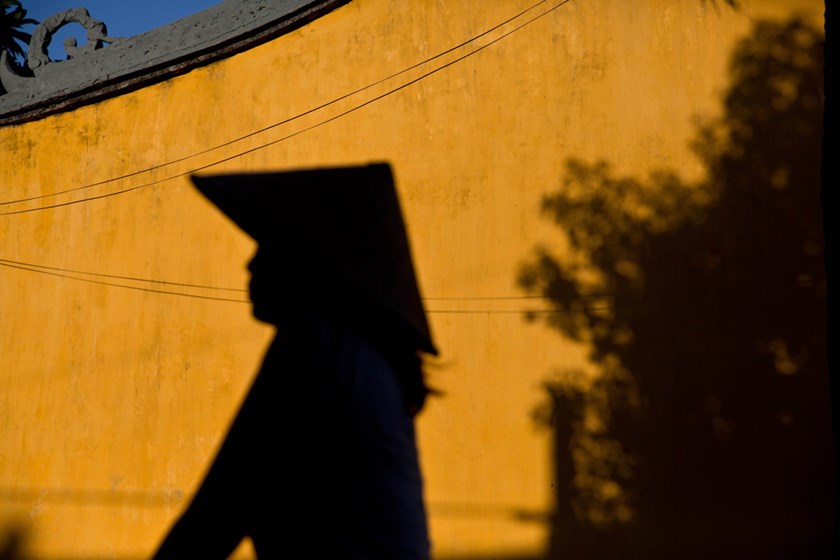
[0,1,825,558]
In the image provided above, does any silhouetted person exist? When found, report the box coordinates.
[152,163,438,559]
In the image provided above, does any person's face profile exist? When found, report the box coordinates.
[247,247,278,324]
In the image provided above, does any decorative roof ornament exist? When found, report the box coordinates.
[0,0,352,125]
[0,6,117,97]
[0,7,118,91]
[27,7,120,72]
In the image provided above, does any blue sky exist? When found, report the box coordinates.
[20,0,223,59]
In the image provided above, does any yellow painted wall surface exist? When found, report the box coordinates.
[0,1,825,558]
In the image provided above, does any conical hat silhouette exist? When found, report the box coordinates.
[191,162,437,355]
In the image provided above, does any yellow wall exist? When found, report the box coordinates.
[0,1,824,558]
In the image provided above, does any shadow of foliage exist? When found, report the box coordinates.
[520,16,831,559]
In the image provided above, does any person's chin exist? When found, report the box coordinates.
[251,303,278,325]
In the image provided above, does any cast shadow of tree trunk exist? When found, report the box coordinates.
[520,16,832,560]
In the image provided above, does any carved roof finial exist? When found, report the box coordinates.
[27,7,119,71]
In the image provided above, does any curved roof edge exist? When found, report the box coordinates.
[0,0,351,126]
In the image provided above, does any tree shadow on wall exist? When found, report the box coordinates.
[519,17,832,560]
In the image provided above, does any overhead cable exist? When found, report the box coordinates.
[0,0,555,208]
[0,0,573,216]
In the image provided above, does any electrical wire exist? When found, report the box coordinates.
[0,259,248,303]
[426,308,612,314]
[0,256,615,313]
[0,257,247,292]
[0,0,573,216]
[0,0,555,208]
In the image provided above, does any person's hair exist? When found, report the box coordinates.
[380,345,440,416]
